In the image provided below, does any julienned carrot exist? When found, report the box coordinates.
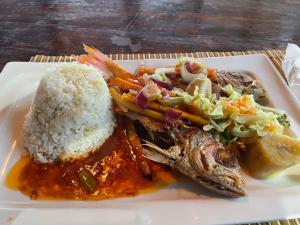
[136,67,155,76]
[82,44,138,80]
[207,68,217,81]
[109,88,165,121]
[137,76,145,86]
[125,119,151,177]
[175,66,181,76]
[110,77,143,91]
[104,60,137,80]
[78,55,88,64]
[121,94,209,126]
[151,103,208,126]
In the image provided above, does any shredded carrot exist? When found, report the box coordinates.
[266,124,276,132]
[207,68,217,81]
[244,108,256,115]
[121,94,208,126]
[234,95,250,108]
[110,77,143,91]
[136,67,155,76]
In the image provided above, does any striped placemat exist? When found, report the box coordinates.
[30,50,300,225]
[30,49,285,77]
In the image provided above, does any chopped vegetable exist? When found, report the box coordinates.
[151,78,173,90]
[100,53,290,144]
[144,71,172,85]
[110,88,165,121]
[175,66,181,76]
[137,66,155,76]
[82,44,137,80]
[231,124,256,138]
[161,88,170,100]
[186,78,212,98]
[160,97,184,106]
[121,93,209,126]
[136,91,148,108]
[110,77,143,91]
[165,109,182,125]
[174,83,288,141]
[207,68,217,81]
[257,105,290,127]
[78,168,99,193]
[185,61,201,74]
[105,61,137,80]
[155,67,177,75]
[139,83,162,100]
[168,78,187,90]
[212,83,222,98]
[125,119,151,176]
[78,54,112,77]
[277,114,290,128]
[179,57,208,83]
[136,83,162,108]
[137,76,145,86]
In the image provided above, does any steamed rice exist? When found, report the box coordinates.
[23,63,116,163]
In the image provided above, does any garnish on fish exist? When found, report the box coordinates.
[143,127,246,197]
[78,45,294,199]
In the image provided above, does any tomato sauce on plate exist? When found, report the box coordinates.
[6,124,176,200]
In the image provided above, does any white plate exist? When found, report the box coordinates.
[1,55,300,225]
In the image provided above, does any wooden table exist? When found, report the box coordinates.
[1,0,299,69]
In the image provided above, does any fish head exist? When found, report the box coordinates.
[176,127,246,197]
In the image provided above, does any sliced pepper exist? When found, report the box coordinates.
[78,168,99,193]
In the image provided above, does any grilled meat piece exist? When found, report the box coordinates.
[216,70,268,105]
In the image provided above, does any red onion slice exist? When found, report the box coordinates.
[136,90,148,108]
[162,88,170,100]
[165,109,182,125]
[150,78,173,90]
[185,61,201,74]
[212,83,222,98]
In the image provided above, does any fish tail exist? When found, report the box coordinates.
[142,140,175,166]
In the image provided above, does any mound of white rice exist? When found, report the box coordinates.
[23,63,116,163]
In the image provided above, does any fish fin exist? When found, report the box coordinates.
[142,140,175,166]
[142,148,171,165]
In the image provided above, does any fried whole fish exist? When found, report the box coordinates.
[79,46,246,197]
[143,127,246,197]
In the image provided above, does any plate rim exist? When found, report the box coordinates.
[1,54,300,225]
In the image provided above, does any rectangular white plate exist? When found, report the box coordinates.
[1,54,300,225]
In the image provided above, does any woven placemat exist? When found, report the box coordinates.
[30,49,285,77]
[30,50,300,225]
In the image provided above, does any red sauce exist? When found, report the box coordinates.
[6,124,176,200]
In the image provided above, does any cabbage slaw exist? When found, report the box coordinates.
[139,57,289,143]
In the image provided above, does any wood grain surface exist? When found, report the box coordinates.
[1,0,300,69]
